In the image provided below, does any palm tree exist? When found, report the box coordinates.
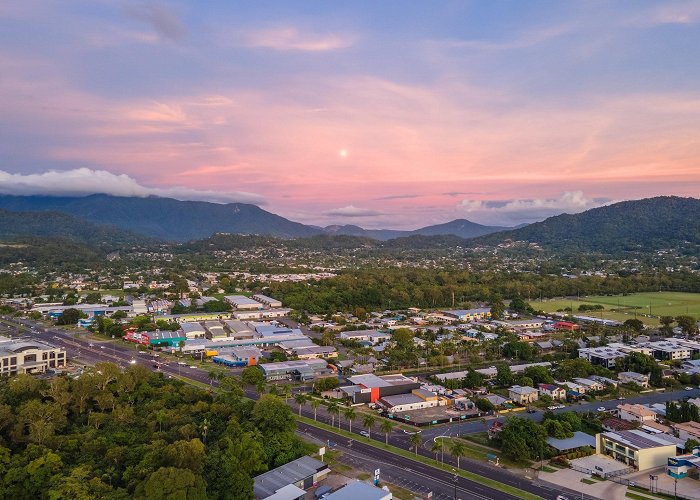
[449,440,467,469]
[294,393,307,416]
[409,433,422,455]
[379,420,395,445]
[431,439,443,462]
[362,414,376,439]
[282,384,292,403]
[311,399,320,421]
[343,407,356,432]
[327,402,340,428]
[207,369,218,387]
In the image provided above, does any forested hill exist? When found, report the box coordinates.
[0,194,323,241]
[0,209,151,248]
[472,196,700,253]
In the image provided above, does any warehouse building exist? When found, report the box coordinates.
[259,359,333,381]
[224,320,254,338]
[339,330,391,345]
[224,295,263,310]
[204,321,227,339]
[345,374,420,404]
[378,388,440,413]
[252,294,283,308]
[212,347,261,367]
[441,308,491,321]
[180,322,206,339]
[253,456,329,499]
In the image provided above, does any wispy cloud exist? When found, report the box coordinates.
[428,24,571,52]
[456,191,612,225]
[374,194,419,200]
[123,2,186,41]
[0,168,265,205]
[323,205,385,217]
[244,27,355,52]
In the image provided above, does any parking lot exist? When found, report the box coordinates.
[391,404,482,426]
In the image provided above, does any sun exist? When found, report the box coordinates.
[339,149,348,159]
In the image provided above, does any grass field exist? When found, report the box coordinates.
[535,291,700,325]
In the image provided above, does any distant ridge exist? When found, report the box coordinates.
[0,194,510,241]
[471,196,700,253]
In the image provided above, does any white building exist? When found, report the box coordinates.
[252,294,282,308]
[508,385,539,405]
[224,295,263,310]
[180,322,206,339]
[0,337,66,375]
[617,371,650,388]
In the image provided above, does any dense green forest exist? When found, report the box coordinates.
[269,268,700,314]
[0,364,308,499]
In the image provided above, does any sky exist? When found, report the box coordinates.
[1,0,699,229]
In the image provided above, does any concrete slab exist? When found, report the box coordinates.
[570,454,631,476]
[540,468,628,500]
[622,467,700,500]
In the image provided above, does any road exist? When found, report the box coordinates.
[8,317,591,500]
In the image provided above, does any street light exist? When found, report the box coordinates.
[453,475,458,500]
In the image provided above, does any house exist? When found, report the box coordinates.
[596,430,677,470]
[484,394,510,408]
[617,371,650,388]
[538,383,566,400]
[602,417,636,432]
[590,375,619,388]
[339,330,391,345]
[618,403,657,424]
[253,456,329,499]
[572,378,604,392]
[673,421,700,443]
[560,381,587,394]
[508,385,539,405]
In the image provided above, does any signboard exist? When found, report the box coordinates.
[319,447,325,456]
[373,468,380,485]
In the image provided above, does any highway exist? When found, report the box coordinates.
[6,317,599,499]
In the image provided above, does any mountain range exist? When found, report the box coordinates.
[0,194,698,255]
[0,194,509,242]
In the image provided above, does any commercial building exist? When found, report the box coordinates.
[124,330,187,348]
[339,330,391,345]
[345,374,420,404]
[204,321,227,339]
[253,456,329,499]
[224,295,263,310]
[441,308,491,321]
[508,385,539,405]
[323,481,392,500]
[436,362,552,381]
[596,430,677,470]
[667,449,700,480]
[378,388,440,413]
[617,371,650,388]
[0,336,66,375]
[223,320,255,338]
[32,303,135,320]
[180,322,207,339]
[259,359,333,381]
[212,347,261,367]
[252,294,283,308]
[234,309,291,320]
[578,346,629,369]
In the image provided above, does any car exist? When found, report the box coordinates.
[189,365,197,369]
[359,431,370,438]
[88,343,95,347]
[527,408,537,413]
[129,359,136,364]
[685,387,694,391]
[556,496,569,500]
[178,362,187,365]
[618,396,626,400]
[597,407,607,412]
[547,405,558,410]
[403,429,421,434]
[99,345,105,349]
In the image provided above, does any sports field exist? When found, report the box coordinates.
[534,291,700,325]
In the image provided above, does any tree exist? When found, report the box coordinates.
[409,433,422,455]
[311,399,321,421]
[327,402,340,428]
[139,467,207,500]
[343,407,356,432]
[449,441,466,468]
[55,308,85,325]
[495,364,513,387]
[474,398,495,413]
[686,439,700,452]
[623,319,644,332]
[294,393,307,416]
[431,439,443,462]
[251,395,296,435]
[379,420,395,445]
[463,369,484,389]
[489,298,506,320]
[499,417,548,462]
[362,414,376,439]
[676,315,698,336]
[523,366,554,385]
[241,366,264,387]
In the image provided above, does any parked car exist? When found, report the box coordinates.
[527,408,537,413]
[189,365,197,369]
[597,407,607,412]
[359,431,370,438]
[685,387,694,391]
